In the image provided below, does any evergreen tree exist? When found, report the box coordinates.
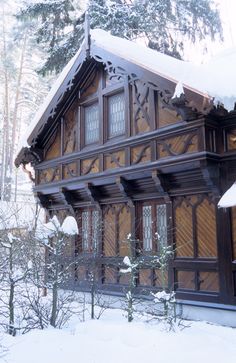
[19,0,223,75]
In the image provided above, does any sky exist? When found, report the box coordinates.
[217,0,236,48]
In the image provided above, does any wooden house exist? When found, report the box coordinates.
[15,28,236,314]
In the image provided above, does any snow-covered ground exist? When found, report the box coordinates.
[1,307,236,363]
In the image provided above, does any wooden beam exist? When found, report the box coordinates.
[84,183,101,210]
[116,176,134,208]
[59,188,75,215]
[151,170,170,202]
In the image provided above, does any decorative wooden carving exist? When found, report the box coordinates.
[38,167,60,184]
[81,157,99,175]
[105,71,122,87]
[22,164,35,182]
[80,71,100,99]
[131,144,151,165]
[63,162,77,179]
[64,108,77,154]
[133,81,151,134]
[157,132,198,158]
[104,150,125,170]
[44,127,61,160]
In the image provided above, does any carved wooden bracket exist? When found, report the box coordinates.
[59,188,75,215]
[201,166,219,196]
[151,170,170,202]
[84,183,101,210]
[34,192,51,218]
[22,164,35,182]
[170,94,201,121]
[116,176,134,208]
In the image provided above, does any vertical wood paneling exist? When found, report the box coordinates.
[118,206,131,257]
[44,128,61,160]
[199,271,219,292]
[175,201,194,257]
[104,266,117,284]
[103,209,116,257]
[177,270,195,290]
[139,269,152,286]
[196,200,217,257]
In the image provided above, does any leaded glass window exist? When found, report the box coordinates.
[92,210,100,251]
[108,93,125,138]
[82,211,89,250]
[156,204,167,252]
[84,103,99,145]
[142,205,152,251]
[81,209,100,252]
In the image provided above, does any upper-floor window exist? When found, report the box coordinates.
[108,93,125,138]
[84,102,99,145]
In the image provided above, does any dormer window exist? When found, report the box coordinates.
[108,92,125,138]
[84,102,99,145]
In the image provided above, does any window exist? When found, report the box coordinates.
[142,206,153,251]
[108,93,125,138]
[81,209,100,252]
[84,103,99,145]
[141,203,167,252]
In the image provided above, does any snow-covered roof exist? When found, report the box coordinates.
[91,30,236,110]
[16,29,236,158]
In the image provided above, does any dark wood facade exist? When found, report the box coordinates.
[16,36,236,308]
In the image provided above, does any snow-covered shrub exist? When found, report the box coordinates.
[36,215,79,327]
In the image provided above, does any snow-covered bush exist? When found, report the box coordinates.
[36,215,79,327]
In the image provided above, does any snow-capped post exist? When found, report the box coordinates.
[120,233,141,323]
[218,182,236,208]
[150,237,177,329]
[38,215,78,328]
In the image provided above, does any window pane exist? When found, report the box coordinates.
[82,211,89,250]
[92,210,100,252]
[142,205,152,251]
[85,103,99,144]
[156,204,167,252]
[108,93,125,138]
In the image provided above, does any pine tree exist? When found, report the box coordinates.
[19,0,223,75]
